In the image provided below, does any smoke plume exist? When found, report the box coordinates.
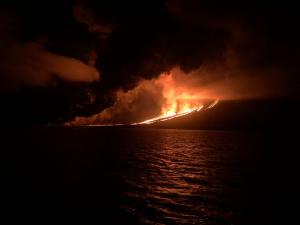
[0,12,99,91]
[1,0,299,125]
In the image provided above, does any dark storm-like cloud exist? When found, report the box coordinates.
[66,0,300,125]
[77,0,230,91]
[0,10,99,91]
[76,0,300,96]
[0,2,105,125]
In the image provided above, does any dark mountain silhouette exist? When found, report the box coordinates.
[143,99,298,130]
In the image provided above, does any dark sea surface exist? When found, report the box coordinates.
[4,127,294,224]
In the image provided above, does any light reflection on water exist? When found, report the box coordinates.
[115,129,262,225]
[9,127,267,225]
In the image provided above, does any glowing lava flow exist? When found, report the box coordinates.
[65,68,221,127]
[132,72,220,125]
[132,99,219,125]
[132,105,204,125]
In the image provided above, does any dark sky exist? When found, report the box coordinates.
[0,0,299,126]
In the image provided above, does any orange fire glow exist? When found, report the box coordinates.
[132,73,219,125]
[132,105,204,125]
[66,67,220,126]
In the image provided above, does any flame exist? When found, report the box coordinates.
[132,73,219,125]
[133,105,204,125]
[66,67,220,126]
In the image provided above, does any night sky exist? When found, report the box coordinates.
[1,2,299,223]
[1,0,299,126]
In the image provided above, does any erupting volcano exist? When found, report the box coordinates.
[133,99,219,125]
[67,68,221,126]
[2,1,298,224]
[132,72,219,125]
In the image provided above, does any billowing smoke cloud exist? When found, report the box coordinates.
[0,7,103,125]
[1,0,299,126]
[69,78,164,125]
[68,60,287,126]
[75,0,299,96]
[0,12,99,91]
[68,7,296,126]
[1,41,99,90]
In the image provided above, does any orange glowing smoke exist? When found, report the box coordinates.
[67,67,220,126]
[132,73,218,125]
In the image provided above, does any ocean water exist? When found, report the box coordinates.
[4,127,291,224]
